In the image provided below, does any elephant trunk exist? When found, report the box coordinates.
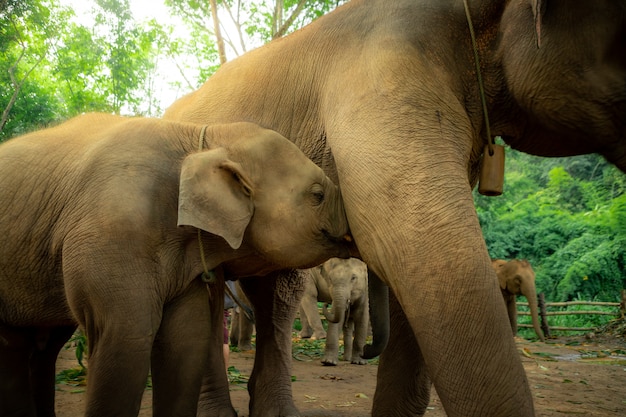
[362,271,389,359]
[323,291,348,324]
[523,284,545,342]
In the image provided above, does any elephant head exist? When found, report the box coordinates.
[320,258,368,325]
[177,122,353,273]
[492,259,545,342]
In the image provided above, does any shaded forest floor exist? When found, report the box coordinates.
[54,324,626,416]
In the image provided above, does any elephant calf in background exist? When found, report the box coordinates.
[0,113,353,417]
[299,258,370,365]
[492,259,545,342]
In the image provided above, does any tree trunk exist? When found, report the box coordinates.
[209,0,227,65]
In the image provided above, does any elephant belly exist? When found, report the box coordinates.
[0,278,74,327]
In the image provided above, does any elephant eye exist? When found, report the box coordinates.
[310,184,325,206]
[232,172,252,197]
[313,191,324,205]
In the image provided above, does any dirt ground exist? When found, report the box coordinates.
[54,334,626,416]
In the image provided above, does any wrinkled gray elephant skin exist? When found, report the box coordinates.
[165,1,625,415]
[0,113,352,417]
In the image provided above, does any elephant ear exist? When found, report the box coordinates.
[531,0,545,48]
[178,148,254,249]
[511,275,523,294]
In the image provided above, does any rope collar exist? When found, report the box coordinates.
[193,124,253,319]
[463,0,494,156]
[196,125,217,286]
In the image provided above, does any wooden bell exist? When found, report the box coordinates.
[478,144,505,196]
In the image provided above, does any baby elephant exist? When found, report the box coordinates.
[0,113,352,417]
[299,258,369,365]
[492,259,545,342]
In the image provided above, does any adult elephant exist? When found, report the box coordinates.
[164,1,625,415]
[492,259,545,342]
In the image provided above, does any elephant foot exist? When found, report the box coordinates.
[312,332,326,340]
[350,357,368,365]
[250,402,300,417]
[198,407,238,417]
[321,357,338,366]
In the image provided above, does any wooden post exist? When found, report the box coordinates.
[620,289,626,319]
[538,292,550,339]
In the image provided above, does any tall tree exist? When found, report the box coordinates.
[0,0,69,137]
[1,0,172,141]
[165,0,347,63]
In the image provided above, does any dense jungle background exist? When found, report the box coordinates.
[2,0,625,320]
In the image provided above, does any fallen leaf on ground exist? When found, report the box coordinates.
[321,374,343,381]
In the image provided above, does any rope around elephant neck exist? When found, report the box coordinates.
[192,125,250,316]
[462,0,494,156]
[195,125,218,286]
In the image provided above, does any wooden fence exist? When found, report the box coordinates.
[516,289,625,336]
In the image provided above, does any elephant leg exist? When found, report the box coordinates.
[82,322,154,416]
[326,91,534,415]
[31,325,77,417]
[322,321,340,365]
[193,279,238,417]
[506,295,519,335]
[229,308,240,346]
[341,320,354,362]
[299,293,326,340]
[0,325,37,417]
[363,233,532,416]
[372,290,431,416]
[239,271,303,417]
[350,303,369,365]
[64,258,164,416]
[237,310,254,351]
[298,305,314,338]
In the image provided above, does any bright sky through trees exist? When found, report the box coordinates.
[60,0,192,108]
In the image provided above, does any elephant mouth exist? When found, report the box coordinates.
[321,229,353,257]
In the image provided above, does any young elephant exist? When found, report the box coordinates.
[492,259,545,342]
[299,258,369,365]
[0,113,352,417]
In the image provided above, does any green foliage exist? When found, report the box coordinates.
[1,0,179,140]
[227,365,249,384]
[1,0,344,140]
[0,0,68,138]
[519,302,619,339]
[291,331,379,364]
[56,330,88,389]
[292,337,326,361]
[70,330,88,369]
[476,150,626,303]
[55,367,87,389]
